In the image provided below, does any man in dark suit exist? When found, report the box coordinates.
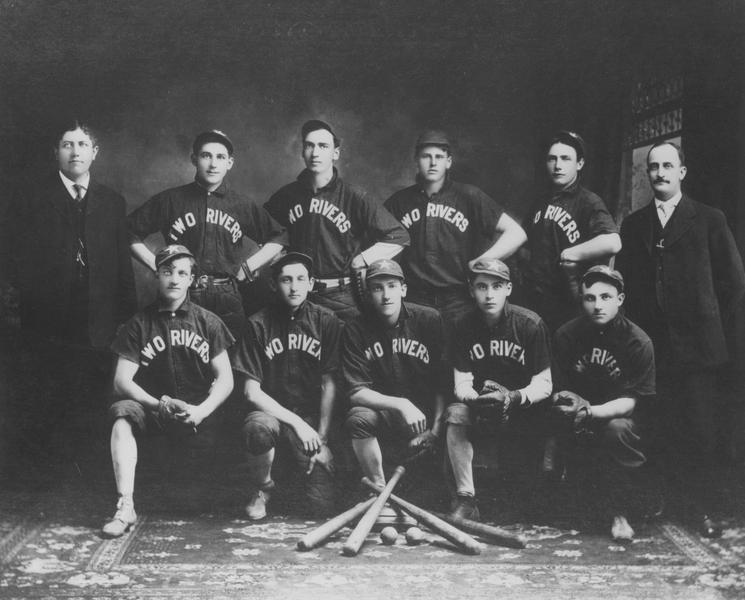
[6,119,136,480]
[616,141,745,537]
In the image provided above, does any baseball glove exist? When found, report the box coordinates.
[158,395,190,423]
[350,266,368,312]
[550,390,592,434]
[466,379,522,425]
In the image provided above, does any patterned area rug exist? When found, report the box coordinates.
[2,503,744,600]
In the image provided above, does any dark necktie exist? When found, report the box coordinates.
[72,184,87,272]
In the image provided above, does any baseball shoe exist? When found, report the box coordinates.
[102,496,137,538]
[611,515,634,543]
[449,494,480,521]
[700,514,723,539]
[245,483,274,520]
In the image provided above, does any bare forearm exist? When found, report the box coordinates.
[244,242,284,274]
[350,387,407,412]
[317,375,336,440]
[130,240,157,272]
[114,376,160,410]
[561,233,621,262]
[519,368,552,405]
[477,213,527,261]
[590,396,636,421]
[357,242,404,267]
[245,380,309,430]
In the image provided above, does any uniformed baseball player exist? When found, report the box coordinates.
[521,131,621,331]
[342,259,446,488]
[231,252,343,519]
[384,129,527,326]
[264,120,410,321]
[549,265,655,541]
[102,245,235,537]
[128,130,287,338]
[444,258,552,521]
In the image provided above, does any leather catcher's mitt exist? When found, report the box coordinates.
[550,390,592,434]
[467,379,522,425]
[158,395,190,423]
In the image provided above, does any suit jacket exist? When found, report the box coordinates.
[10,173,136,348]
[616,194,745,369]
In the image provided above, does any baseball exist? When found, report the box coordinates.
[405,526,424,545]
[380,526,398,545]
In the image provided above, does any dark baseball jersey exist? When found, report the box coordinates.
[232,301,343,418]
[111,298,235,404]
[453,303,551,392]
[342,302,446,411]
[552,314,655,404]
[128,181,287,276]
[384,179,504,291]
[264,169,410,279]
[524,182,617,297]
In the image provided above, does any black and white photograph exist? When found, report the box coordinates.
[0,1,744,598]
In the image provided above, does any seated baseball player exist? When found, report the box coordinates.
[232,252,343,519]
[102,245,235,538]
[342,259,447,491]
[444,258,552,521]
[549,265,655,542]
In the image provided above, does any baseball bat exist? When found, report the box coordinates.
[297,496,376,551]
[342,466,405,557]
[432,511,526,549]
[362,478,482,555]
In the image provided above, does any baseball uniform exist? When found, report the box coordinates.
[522,182,617,331]
[128,181,287,336]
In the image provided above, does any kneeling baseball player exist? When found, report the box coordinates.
[342,259,447,491]
[444,258,552,521]
[231,252,343,519]
[549,266,655,541]
[102,245,235,537]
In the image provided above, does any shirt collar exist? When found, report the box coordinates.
[366,301,411,329]
[549,179,580,200]
[655,191,682,210]
[59,170,90,199]
[272,299,310,320]
[415,175,453,197]
[298,167,339,192]
[156,295,193,315]
[193,179,228,198]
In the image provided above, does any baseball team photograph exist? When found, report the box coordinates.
[1,1,744,598]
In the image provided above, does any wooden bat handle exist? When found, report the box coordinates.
[362,478,482,555]
[297,497,376,551]
[432,511,526,549]
[342,466,405,557]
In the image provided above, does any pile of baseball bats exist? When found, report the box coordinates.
[297,464,526,556]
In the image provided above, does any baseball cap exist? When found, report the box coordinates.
[468,257,511,281]
[301,119,340,146]
[155,244,195,269]
[192,129,234,156]
[548,130,586,161]
[415,128,451,151]
[581,265,624,292]
[366,259,404,281]
[271,252,314,277]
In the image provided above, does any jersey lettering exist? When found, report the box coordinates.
[542,204,580,243]
[288,204,304,224]
[574,347,622,379]
[425,202,469,233]
[140,329,210,366]
[308,197,352,233]
[206,208,243,243]
[263,333,321,360]
[363,338,429,363]
[169,210,242,243]
[399,207,421,229]
[469,339,526,365]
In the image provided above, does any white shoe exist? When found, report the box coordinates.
[102,496,137,538]
[611,515,634,543]
[245,489,271,520]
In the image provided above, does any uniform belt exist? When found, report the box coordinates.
[314,277,351,290]
[194,275,234,288]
